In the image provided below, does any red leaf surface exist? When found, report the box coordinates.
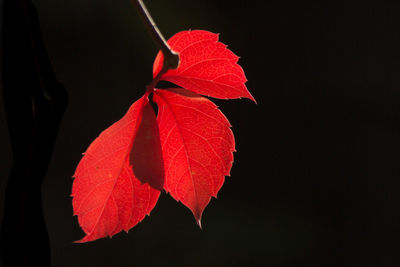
[153,30,255,102]
[72,28,254,241]
[153,88,235,225]
[72,96,163,242]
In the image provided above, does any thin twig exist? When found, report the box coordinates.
[132,0,179,73]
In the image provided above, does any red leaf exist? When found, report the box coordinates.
[71,96,163,242]
[130,100,165,190]
[153,30,255,102]
[153,88,235,225]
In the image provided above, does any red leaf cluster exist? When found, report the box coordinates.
[72,30,254,242]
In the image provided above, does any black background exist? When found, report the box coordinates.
[1,1,400,266]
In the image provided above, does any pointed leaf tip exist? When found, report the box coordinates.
[197,219,202,229]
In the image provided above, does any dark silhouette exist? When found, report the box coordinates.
[0,0,67,266]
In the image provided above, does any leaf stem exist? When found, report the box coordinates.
[132,0,179,75]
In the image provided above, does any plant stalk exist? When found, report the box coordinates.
[132,0,179,73]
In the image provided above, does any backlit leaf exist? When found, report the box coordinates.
[153,88,235,225]
[72,96,163,242]
[153,30,255,102]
